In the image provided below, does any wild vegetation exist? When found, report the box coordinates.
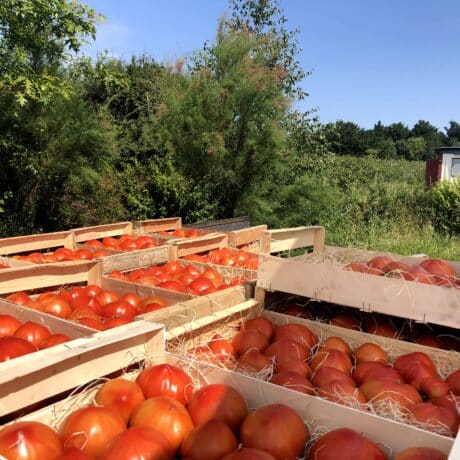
[0,0,458,259]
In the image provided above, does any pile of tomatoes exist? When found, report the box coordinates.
[108,261,249,296]
[0,362,448,459]
[84,234,164,252]
[4,285,169,331]
[157,228,204,238]
[14,247,110,264]
[0,314,70,362]
[345,256,459,288]
[182,247,259,270]
[0,262,9,269]
[186,316,460,437]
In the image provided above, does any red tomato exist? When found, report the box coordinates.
[102,237,121,249]
[54,248,75,261]
[189,277,214,294]
[39,334,71,349]
[0,421,63,459]
[180,420,238,460]
[201,268,223,287]
[101,301,137,320]
[100,427,172,460]
[264,339,310,364]
[208,334,237,361]
[95,378,145,423]
[96,290,120,306]
[274,323,317,352]
[0,336,37,361]
[74,249,94,260]
[130,396,194,451]
[0,314,22,337]
[187,383,248,431]
[163,261,183,275]
[14,321,51,347]
[310,350,353,374]
[183,264,201,278]
[237,350,271,374]
[76,317,105,330]
[104,316,133,329]
[91,250,110,259]
[85,284,102,297]
[158,280,186,292]
[40,295,72,319]
[108,270,127,280]
[120,239,137,251]
[84,239,105,248]
[270,371,316,396]
[240,404,308,460]
[5,291,32,305]
[308,428,386,460]
[121,292,141,309]
[59,406,126,458]
[135,364,194,404]
[242,317,275,341]
[55,447,92,459]
[222,448,277,460]
[232,329,269,355]
[138,296,168,312]
[69,307,100,322]
[68,286,87,300]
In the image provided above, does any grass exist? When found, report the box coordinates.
[327,221,460,261]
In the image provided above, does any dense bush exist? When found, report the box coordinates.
[431,179,460,236]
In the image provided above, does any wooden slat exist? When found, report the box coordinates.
[99,245,171,273]
[0,261,101,295]
[0,299,93,338]
[257,254,460,329]
[72,222,133,242]
[101,276,193,305]
[0,321,164,417]
[174,233,229,257]
[141,285,249,330]
[263,226,325,254]
[186,216,251,231]
[0,231,75,255]
[228,225,268,247]
[135,217,182,233]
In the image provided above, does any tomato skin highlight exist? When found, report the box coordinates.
[135,364,194,404]
[59,406,126,458]
[0,421,63,459]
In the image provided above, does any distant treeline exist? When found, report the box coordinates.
[323,120,460,160]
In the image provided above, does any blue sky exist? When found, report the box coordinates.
[82,0,460,131]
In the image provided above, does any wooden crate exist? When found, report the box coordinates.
[143,284,260,335]
[4,352,454,458]
[0,231,75,256]
[71,221,134,243]
[166,303,459,452]
[0,320,164,419]
[256,253,460,329]
[0,262,192,320]
[134,217,182,234]
[260,225,326,255]
[185,216,252,231]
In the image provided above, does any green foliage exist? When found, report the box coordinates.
[159,23,287,217]
[431,179,460,236]
[0,0,101,105]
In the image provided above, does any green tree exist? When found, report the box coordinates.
[445,121,460,146]
[0,0,100,105]
[395,136,427,160]
[411,120,445,159]
[228,0,307,99]
[326,120,367,156]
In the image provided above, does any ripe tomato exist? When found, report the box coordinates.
[201,268,223,287]
[5,291,32,305]
[69,307,100,322]
[59,406,126,458]
[0,314,22,338]
[74,249,94,260]
[39,334,71,349]
[180,420,238,460]
[187,383,248,431]
[189,277,214,295]
[14,321,51,347]
[163,261,183,275]
[0,421,63,459]
[0,336,37,361]
[242,317,276,341]
[130,396,193,452]
[104,316,133,329]
[96,290,120,306]
[55,447,92,459]
[101,301,137,320]
[136,364,194,404]
[84,239,105,249]
[76,317,105,330]
[40,295,72,319]
[208,334,237,361]
[240,404,308,460]
[121,292,141,309]
[158,280,187,292]
[95,378,145,423]
[85,284,102,297]
[100,427,172,460]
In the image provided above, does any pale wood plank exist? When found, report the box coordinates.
[228,225,267,247]
[257,255,460,329]
[72,222,133,242]
[135,217,182,233]
[0,231,75,255]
